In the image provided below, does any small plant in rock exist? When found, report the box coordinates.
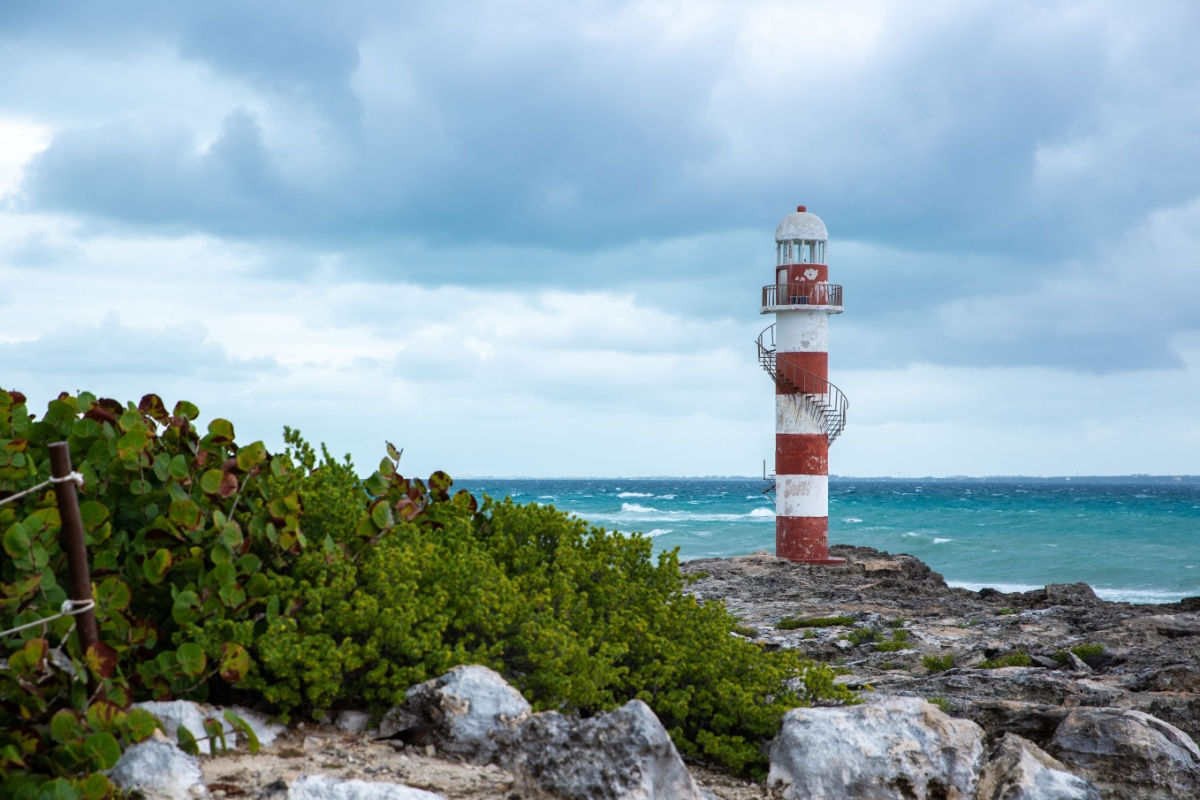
[927,697,951,713]
[845,627,877,646]
[1053,643,1106,666]
[996,607,1018,615]
[777,614,856,630]
[979,651,1032,669]
[922,653,955,672]
[875,629,910,652]
[730,624,757,638]
[886,617,909,628]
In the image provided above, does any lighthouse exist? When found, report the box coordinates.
[757,205,847,564]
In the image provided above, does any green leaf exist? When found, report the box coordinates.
[168,454,189,480]
[38,778,82,800]
[224,709,260,753]
[117,408,142,434]
[3,522,30,559]
[152,453,170,482]
[202,717,227,752]
[124,708,159,742]
[50,710,83,744]
[78,500,110,532]
[370,499,393,530]
[173,399,200,420]
[142,548,172,584]
[116,426,149,460]
[200,468,224,495]
[172,590,200,625]
[176,642,206,677]
[168,499,203,530]
[219,642,251,683]
[207,418,235,444]
[97,577,131,611]
[176,725,200,756]
[386,441,402,461]
[236,441,267,472]
[83,731,122,770]
[78,772,114,800]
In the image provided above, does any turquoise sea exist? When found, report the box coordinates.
[456,477,1200,605]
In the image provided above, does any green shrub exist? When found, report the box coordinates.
[777,614,855,630]
[875,629,910,652]
[979,651,1032,669]
[1,388,857,784]
[845,627,877,646]
[922,653,955,672]
[927,696,951,713]
[1052,643,1106,666]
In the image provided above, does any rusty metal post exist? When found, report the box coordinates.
[48,442,100,660]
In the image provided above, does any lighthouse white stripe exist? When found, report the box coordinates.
[776,395,826,435]
[776,313,829,353]
[776,474,829,518]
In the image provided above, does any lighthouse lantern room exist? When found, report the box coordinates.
[757,205,847,564]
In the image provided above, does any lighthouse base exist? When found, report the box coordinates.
[776,516,846,565]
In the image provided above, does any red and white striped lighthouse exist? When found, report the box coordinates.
[757,205,848,564]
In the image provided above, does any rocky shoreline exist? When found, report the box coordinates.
[116,545,1200,798]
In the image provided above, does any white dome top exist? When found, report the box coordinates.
[775,205,828,242]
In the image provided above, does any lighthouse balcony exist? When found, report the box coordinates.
[761,283,843,314]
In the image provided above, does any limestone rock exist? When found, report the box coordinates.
[107,737,204,800]
[289,774,445,799]
[973,734,1099,800]
[1048,708,1200,800]
[134,700,282,754]
[768,696,984,799]
[379,664,531,763]
[501,699,702,800]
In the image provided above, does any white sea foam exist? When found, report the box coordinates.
[932,537,951,544]
[618,491,653,498]
[947,580,1196,604]
[843,517,863,523]
[948,580,1042,594]
[645,528,672,537]
[657,494,676,500]
[622,502,657,513]
[748,507,775,517]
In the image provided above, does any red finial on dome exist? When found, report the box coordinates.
[797,205,806,213]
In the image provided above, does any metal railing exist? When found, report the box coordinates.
[761,282,843,310]
[755,323,848,445]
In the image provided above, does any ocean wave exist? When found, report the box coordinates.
[932,537,951,544]
[579,508,776,524]
[748,507,775,518]
[657,494,676,500]
[618,491,653,498]
[843,517,863,523]
[645,528,672,537]
[622,502,658,513]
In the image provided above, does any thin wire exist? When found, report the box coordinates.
[0,598,95,639]
[0,471,84,507]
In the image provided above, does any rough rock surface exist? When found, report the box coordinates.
[768,696,984,799]
[682,546,1200,746]
[1047,708,1200,800]
[378,664,531,764]
[108,735,205,800]
[500,699,702,800]
[973,733,1100,800]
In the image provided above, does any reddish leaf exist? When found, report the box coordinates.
[83,406,118,426]
[138,394,170,424]
[85,641,119,679]
[219,471,239,498]
[6,390,26,404]
[219,643,251,683]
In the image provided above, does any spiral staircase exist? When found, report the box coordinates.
[756,323,848,446]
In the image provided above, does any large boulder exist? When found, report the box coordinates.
[768,696,985,800]
[107,736,204,800]
[1047,708,1200,799]
[974,734,1099,800]
[379,665,531,763]
[500,699,701,800]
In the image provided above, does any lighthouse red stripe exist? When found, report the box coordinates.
[776,516,833,562]
[776,434,827,475]
[775,351,828,393]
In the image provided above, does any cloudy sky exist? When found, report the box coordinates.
[2,0,1198,478]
